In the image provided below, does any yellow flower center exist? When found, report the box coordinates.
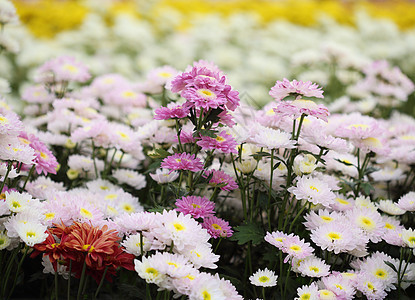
[359,216,375,230]
[12,201,21,209]
[309,185,319,192]
[327,232,342,240]
[300,293,311,300]
[335,284,344,290]
[122,91,136,98]
[82,244,95,253]
[367,282,375,291]
[0,116,8,123]
[167,262,178,268]
[310,266,320,273]
[44,212,55,220]
[122,204,133,212]
[192,203,201,208]
[212,223,222,230]
[63,64,78,73]
[385,223,395,230]
[26,231,36,238]
[146,268,158,276]
[80,208,93,219]
[216,135,225,142]
[158,72,172,78]
[259,276,270,282]
[40,152,48,159]
[202,291,211,300]
[335,197,350,205]
[173,223,185,231]
[321,216,333,222]
[105,194,118,200]
[375,269,387,278]
[290,245,302,252]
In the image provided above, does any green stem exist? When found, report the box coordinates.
[67,260,72,300]
[7,246,29,300]
[283,264,292,299]
[268,149,275,232]
[0,162,13,194]
[2,246,19,298]
[262,287,266,300]
[146,282,152,300]
[94,266,108,299]
[55,268,59,300]
[22,164,36,190]
[175,119,184,153]
[287,201,308,233]
[214,238,222,252]
[91,140,99,179]
[77,259,87,300]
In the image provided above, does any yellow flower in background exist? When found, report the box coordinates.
[13,0,415,38]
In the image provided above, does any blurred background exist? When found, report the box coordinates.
[3,0,415,112]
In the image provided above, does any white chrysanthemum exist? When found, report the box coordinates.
[321,273,356,300]
[134,256,166,285]
[294,154,317,176]
[371,167,405,182]
[150,168,179,183]
[298,256,330,278]
[0,231,11,250]
[86,178,117,192]
[397,191,415,211]
[189,272,226,300]
[303,209,342,231]
[329,193,355,211]
[365,257,398,292]
[5,191,33,213]
[288,175,336,207]
[0,0,19,24]
[355,196,377,211]
[67,154,105,178]
[295,282,319,300]
[42,255,69,280]
[402,228,415,248]
[252,126,296,150]
[112,168,146,189]
[13,221,48,246]
[346,207,385,243]
[121,233,151,256]
[311,221,368,254]
[25,176,65,199]
[0,141,36,165]
[377,200,405,215]
[178,242,219,269]
[152,210,210,252]
[318,289,337,300]
[152,252,195,278]
[381,215,405,246]
[355,274,387,300]
[249,268,278,287]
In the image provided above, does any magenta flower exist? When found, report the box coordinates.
[19,132,58,175]
[175,196,215,219]
[203,169,238,191]
[202,216,233,238]
[196,130,238,154]
[154,103,190,120]
[269,78,324,101]
[161,153,203,173]
[181,84,228,110]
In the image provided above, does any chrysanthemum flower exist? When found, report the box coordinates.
[36,56,91,83]
[282,236,314,262]
[13,221,48,247]
[269,78,324,101]
[149,168,179,183]
[175,196,215,219]
[274,99,330,122]
[134,256,167,285]
[202,216,233,238]
[152,210,211,251]
[303,209,343,231]
[161,153,204,173]
[112,169,146,189]
[154,103,190,120]
[364,257,398,291]
[197,130,238,154]
[151,252,195,278]
[397,191,415,211]
[311,221,367,254]
[355,274,387,300]
[27,137,58,175]
[177,242,219,269]
[251,125,296,150]
[288,175,336,207]
[381,215,405,246]
[0,111,23,135]
[203,169,238,191]
[377,200,405,215]
[402,228,415,248]
[264,231,295,250]
[121,233,151,256]
[298,255,330,278]
[0,231,11,250]
[321,273,356,300]
[5,191,33,213]
[295,282,319,300]
[346,207,385,243]
[249,268,278,287]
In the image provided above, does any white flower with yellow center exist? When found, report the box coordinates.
[295,282,319,300]
[288,175,336,207]
[377,200,405,216]
[402,228,415,248]
[298,256,330,278]
[249,268,278,287]
[134,256,166,285]
[14,221,48,247]
[5,191,33,213]
[347,207,385,243]
[0,231,11,250]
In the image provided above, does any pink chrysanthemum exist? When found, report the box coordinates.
[397,191,415,211]
[154,103,190,120]
[175,196,215,219]
[273,99,330,122]
[264,231,295,250]
[19,133,58,175]
[181,83,228,110]
[36,56,91,83]
[282,235,314,263]
[269,78,324,101]
[196,130,238,154]
[203,169,238,191]
[21,85,54,104]
[202,216,233,238]
[161,153,203,173]
[0,111,23,136]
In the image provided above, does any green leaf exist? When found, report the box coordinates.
[384,260,398,273]
[361,182,375,195]
[273,162,281,170]
[195,129,217,138]
[230,222,265,245]
[251,152,271,160]
[335,158,355,167]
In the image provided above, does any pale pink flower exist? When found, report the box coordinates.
[36,56,90,83]
[269,78,324,101]
[287,175,336,207]
[197,130,238,154]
